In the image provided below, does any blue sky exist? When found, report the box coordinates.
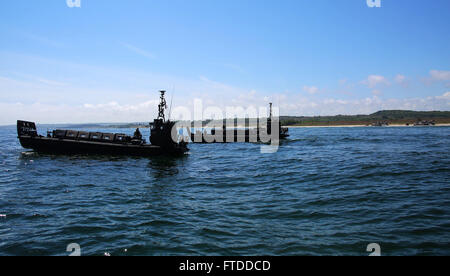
[0,0,449,124]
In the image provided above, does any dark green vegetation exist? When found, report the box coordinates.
[280,110,450,126]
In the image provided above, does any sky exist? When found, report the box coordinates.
[0,0,449,125]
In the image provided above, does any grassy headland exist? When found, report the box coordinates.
[280,110,450,127]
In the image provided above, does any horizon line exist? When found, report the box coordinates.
[2,109,449,127]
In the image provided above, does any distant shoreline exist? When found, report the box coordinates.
[2,110,449,128]
[2,122,450,129]
[285,123,450,128]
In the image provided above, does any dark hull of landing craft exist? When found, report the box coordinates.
[190,132,290,144]
[17,91,188,157]
[18,136,187,156]
[188,112,289,144]
[17,120,188,157]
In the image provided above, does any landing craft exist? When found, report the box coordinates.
[17,91,189,156]
[189,103,289,144]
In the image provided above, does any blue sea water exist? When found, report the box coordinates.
[0,125,449,256]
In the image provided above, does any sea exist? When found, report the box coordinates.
[0,125,449,256]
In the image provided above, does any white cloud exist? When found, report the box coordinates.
[395,74,406,83]
[280,95,449,116]
[394,74,409,87]
[372,89,382,96]
[302,86,319,95]
[2,82,449,125]
[439,91,450,99]
[1,52,449,125]
[430,70,450,81]
[362,75,390,88]
[83,100,158,112]
[0,68,258,124]
[0,100,161,125]
[35,78,68,86]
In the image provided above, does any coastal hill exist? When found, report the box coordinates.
[280,110,450,126]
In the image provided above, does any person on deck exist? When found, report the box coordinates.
[134,128,142,140]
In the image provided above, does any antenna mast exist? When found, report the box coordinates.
[168,86,175,121]
[158,90,167,122]
[269,103,273,119]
